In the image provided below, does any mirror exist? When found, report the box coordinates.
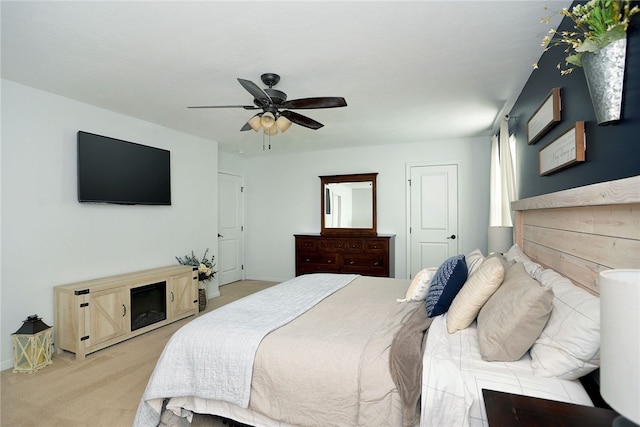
[320,173,377,235]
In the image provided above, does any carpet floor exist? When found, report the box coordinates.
[1,280,277,427]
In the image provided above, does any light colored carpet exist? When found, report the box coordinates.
[0,280,277,427]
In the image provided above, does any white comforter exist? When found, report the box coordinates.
[134,273,357,427]
[162,275,420,427]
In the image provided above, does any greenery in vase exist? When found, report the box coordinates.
[176,249,216,282]
[538,0,639,74]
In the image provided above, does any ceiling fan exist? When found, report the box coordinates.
[188,73,347,134]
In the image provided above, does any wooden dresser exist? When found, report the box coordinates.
[295,234,395,277]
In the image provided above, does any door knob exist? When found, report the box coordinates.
[447,234,457,240]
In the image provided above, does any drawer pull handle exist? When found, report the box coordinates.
[349,261,355,265]
[373,261,380,266]
[327,260,332,264]
[171,291,175,302]
[305,258,311,262]
[122,304,126,317]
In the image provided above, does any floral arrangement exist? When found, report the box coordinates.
[539,0,639,74]
[176,249,216,282]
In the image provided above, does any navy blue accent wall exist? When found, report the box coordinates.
[510,3,640,199]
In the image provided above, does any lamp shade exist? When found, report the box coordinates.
[599,269,640,425]
[264,125,278,136]
[487,226,513,254]
[248,114,262,132]
[276,115,292,133]
[260,112,275,129]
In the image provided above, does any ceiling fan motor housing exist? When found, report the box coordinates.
[260,73,281,87]
[265,88,287,105]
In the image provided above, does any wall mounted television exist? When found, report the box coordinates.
[77,131,171,205]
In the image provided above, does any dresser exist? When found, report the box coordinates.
[295,234,395,277]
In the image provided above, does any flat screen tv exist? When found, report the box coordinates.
[77,131,171,205]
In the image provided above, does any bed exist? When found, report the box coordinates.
[135,175,640,427]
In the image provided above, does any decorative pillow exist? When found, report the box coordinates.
[465,248,485,277]
[505,244,543,281]
[529,268,600,379]
[398,267,437,302]
[477,262,554,361]
[446,255,505,333]
[425,255,468,317]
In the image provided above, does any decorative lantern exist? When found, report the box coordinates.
[12,314,53,373]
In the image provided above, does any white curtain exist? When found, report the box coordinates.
[489,135,502,226]
[489,118,517,227]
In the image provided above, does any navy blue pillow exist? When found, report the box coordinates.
[425,255,468,317]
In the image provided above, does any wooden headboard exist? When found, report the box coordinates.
[511,175,640,295]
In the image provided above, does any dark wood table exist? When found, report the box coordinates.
[482,389,619,427]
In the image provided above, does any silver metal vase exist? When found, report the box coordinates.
[581,38,627,125]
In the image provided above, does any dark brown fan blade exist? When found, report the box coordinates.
[280,110,324,130]
[188,105,259,109]
[237,78,272,106]
[280,97,347,109]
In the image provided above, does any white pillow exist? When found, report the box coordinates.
[465,248,485,276]
[398,267,437,302]
[505,244,543,281]
[446,255,505,333]
[529,268,600,379]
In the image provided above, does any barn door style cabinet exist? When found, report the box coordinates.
[54,265,198,360]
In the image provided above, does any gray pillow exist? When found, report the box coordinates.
[477,262,554,361]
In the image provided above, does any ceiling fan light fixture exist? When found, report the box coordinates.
[276,116,292,133]
[264,126,278,136]
[248,115,262,132]
[260,112,275,129]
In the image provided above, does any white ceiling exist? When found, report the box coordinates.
[1,1,569,156]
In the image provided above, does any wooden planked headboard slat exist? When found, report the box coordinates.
[512,175,640,295]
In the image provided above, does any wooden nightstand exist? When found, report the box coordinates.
[482,389,619,427]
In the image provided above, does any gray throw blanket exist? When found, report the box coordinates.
[389,304,433,427]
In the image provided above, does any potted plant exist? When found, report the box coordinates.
[176,249,216,311]
[540,0,639,124]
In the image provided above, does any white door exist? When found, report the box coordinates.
[408,164,459,278]
[218,173,244,285]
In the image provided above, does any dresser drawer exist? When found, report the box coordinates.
[365,239,388,253]
[296,238,319,252]
[342,255,387,276]
[318,239,364,253]
[296,253,340,273]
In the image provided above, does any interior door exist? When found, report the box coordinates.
[218,172,244,285]
[408,164,459,278]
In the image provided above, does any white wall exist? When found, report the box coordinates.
[0,80,219,370]
[223,137,491,283]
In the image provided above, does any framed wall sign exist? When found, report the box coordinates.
[539,121,585,176]
[528,87,561,145]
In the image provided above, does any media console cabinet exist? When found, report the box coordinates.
[54,265,198,361]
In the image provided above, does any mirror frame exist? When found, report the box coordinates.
[320,172,377,236]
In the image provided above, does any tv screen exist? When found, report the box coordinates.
[77,131,171,205]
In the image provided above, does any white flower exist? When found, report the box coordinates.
[198,263,211,276]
